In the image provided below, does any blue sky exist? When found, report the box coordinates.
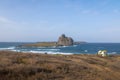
[0,0,120,42]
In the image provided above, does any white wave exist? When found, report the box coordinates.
[84,50,88,52]
[53,52,73,55]
[0,46,15,50]
[63,46,69,47]
[37,49,60,51]
[11,50,21,52]
[108,52,117,54]
[51,46,57,48]
[21,50,49,54]
[29,51,45,54]
[47,49,60,51]
[21,50,73,55]
[45,51,73,55]
[73,45,77,47]
[7,46,15,49]
[38,47,47,48]
[38,46,57,48]
[58,46,69,48]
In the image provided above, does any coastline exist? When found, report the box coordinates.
[0,51,120,80]
[1,42,120,55]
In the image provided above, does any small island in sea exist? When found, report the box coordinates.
[20,34,87,47]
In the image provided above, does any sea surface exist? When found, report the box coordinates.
[0,42,120,55]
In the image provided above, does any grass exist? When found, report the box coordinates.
[22,42,57,47]
[0,51,120,80]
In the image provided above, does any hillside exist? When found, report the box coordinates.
[0,51,120,80]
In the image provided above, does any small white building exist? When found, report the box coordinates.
[97,50,107,57]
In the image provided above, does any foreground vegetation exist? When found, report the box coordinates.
[0,51,120,80]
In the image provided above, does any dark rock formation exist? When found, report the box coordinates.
[57,34,74,46]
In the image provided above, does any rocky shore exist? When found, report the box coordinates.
[0,51,120,80]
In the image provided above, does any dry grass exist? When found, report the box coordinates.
[22,42,57,47]
[0,51,120,80]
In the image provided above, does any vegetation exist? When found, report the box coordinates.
[0,51,120,80]
[21,42,57,47]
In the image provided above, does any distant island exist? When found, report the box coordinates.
[20,34,87,47]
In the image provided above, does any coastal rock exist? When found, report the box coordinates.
[57,34,74,46]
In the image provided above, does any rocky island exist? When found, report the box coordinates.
[21,34,74,47]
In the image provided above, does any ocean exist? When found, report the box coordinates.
[0,42,120,55]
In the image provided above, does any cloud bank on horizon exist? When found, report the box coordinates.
[0,0,120,42]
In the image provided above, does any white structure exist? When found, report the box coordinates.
[97,50,107,57]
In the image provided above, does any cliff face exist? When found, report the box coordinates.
[57,34,74,46]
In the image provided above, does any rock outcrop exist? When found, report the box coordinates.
[57,34,74,46]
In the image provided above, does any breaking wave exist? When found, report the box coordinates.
[0,46,15,50]
[23,50,73,55]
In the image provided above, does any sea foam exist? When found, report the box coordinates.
[21,50,73,55]
[0,46,15,50]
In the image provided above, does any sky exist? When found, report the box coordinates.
[0,0,120,42]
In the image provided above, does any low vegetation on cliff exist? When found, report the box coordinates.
[0,51,120,80]
[22,42,57,47]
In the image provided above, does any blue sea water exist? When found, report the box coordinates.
[0,42,120,54]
